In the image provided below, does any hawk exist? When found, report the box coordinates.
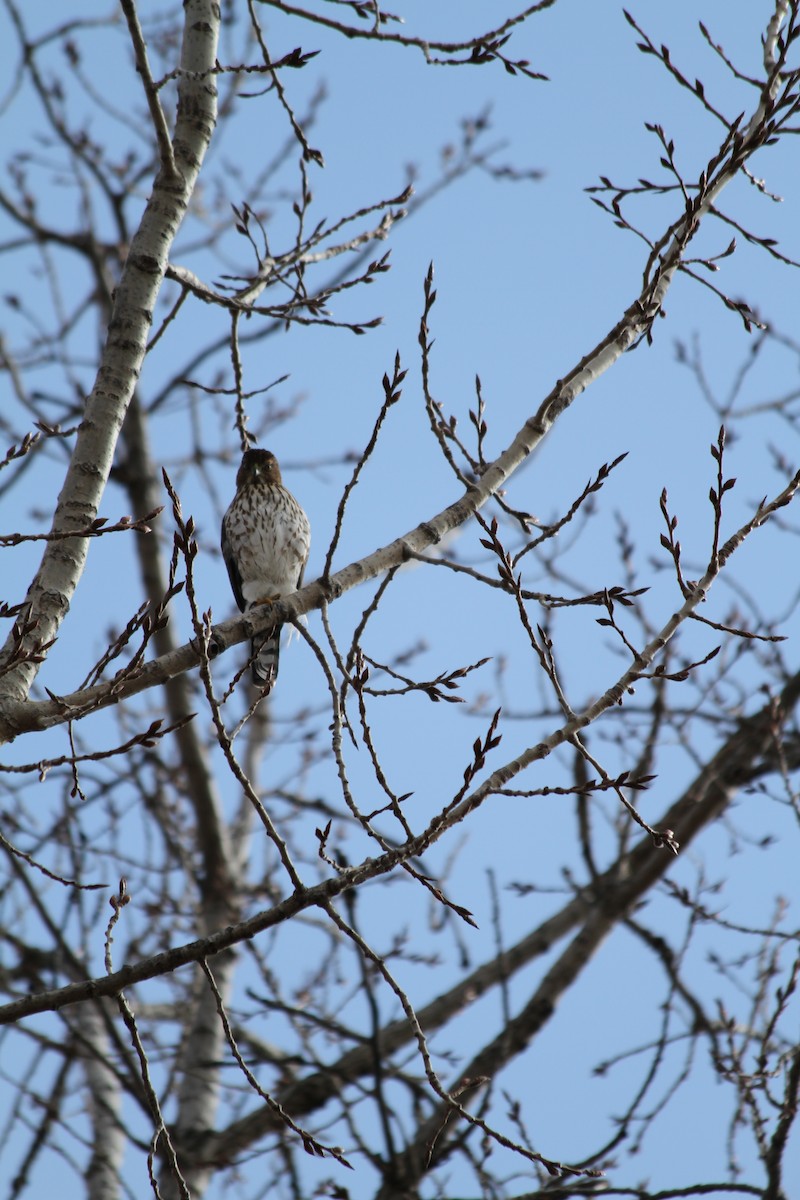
[221,449,311,691]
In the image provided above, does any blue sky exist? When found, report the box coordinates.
[1,2,799,1197]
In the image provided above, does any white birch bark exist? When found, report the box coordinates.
[0,0,221,706]
[79,1007,125,1200]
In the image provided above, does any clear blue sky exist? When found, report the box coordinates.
[1,3,799,1197]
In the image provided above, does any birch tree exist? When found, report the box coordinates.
[1,3,799,1198]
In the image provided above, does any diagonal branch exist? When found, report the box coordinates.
[0,0,222,706]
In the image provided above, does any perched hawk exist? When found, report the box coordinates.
[221,449,311,691]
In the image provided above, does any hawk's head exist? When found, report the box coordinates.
[237,448,282,489]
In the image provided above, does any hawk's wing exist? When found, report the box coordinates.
[221,515,246,613]
[291,504,311,592]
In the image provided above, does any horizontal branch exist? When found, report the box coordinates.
[0,509,161,547]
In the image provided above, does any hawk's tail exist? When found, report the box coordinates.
[251,629,281,691]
